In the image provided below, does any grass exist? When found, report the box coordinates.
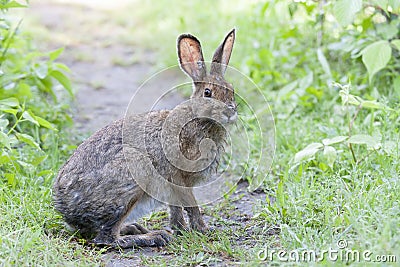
[136,90,399,266]
[252,105,400,265]
[0,189,102,266]
[0,130,103,266]
[1,0,399,266]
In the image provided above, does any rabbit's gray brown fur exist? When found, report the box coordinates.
[53,29,237,248]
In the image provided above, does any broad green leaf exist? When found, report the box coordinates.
[0,118,9,131]
[0,97,19,107]
[17,83,32,99]
[0,131,11,149]
[22,111,57,130]
[49,47,64,61]
[317,48,332,78]
[0,1,27,8]
[392,39,400,51]
[361,100,388,110]
[339,89,391,109]
[31,155,48,166]
[323,146,337,169]
[54,63,72,73]
[36,116,58,131]
[306,87,323,99]
[361,41,392,83]
[0,152,11,164]
[50,70,73,96]
[322,136,348,146]
[348,134,380,149]
[22,111,39,126]
[35,63,48,79]
[0,107,18,115]
[348,134,374,144]
[376,23,398,40]
[37,169,53,177]
[5,173,16,188]
[333,0,362,27]
[17,160,34,170]
[15,133,41,150]
[294,143,323,163]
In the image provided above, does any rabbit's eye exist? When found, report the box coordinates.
[204,88,212,97]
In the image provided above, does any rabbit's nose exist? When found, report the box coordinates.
[227,103,236,111]
[223,103,238,123]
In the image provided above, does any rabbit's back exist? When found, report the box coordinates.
[53,118,139,237]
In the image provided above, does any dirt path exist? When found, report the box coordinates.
[27,1,184,133]
[25,1,268,265]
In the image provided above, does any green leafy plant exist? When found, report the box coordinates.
[361,40,399,83]
[0,1,73,183]
[330,0,400,83]
[294,82,397,168]
[0,3,87,264]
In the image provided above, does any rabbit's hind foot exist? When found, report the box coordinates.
[119,223,149,235]
[114,230,172,248]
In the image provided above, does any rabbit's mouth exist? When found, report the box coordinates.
[222,102,238,124]
[222,110,238,124]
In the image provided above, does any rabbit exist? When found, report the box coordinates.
[52,29,237,249]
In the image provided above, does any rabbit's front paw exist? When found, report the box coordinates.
[190,220,210,233]
[190,217,215,233]
[172,226,190,236]
[185,206,210,233]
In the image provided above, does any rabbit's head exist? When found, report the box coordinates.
[177,29,237,124]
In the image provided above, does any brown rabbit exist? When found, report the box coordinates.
[53,29,237,248]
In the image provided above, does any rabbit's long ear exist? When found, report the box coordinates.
[210,29,235,76]
[178,34,207,81]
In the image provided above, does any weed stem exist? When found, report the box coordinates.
[348,104,362,164]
